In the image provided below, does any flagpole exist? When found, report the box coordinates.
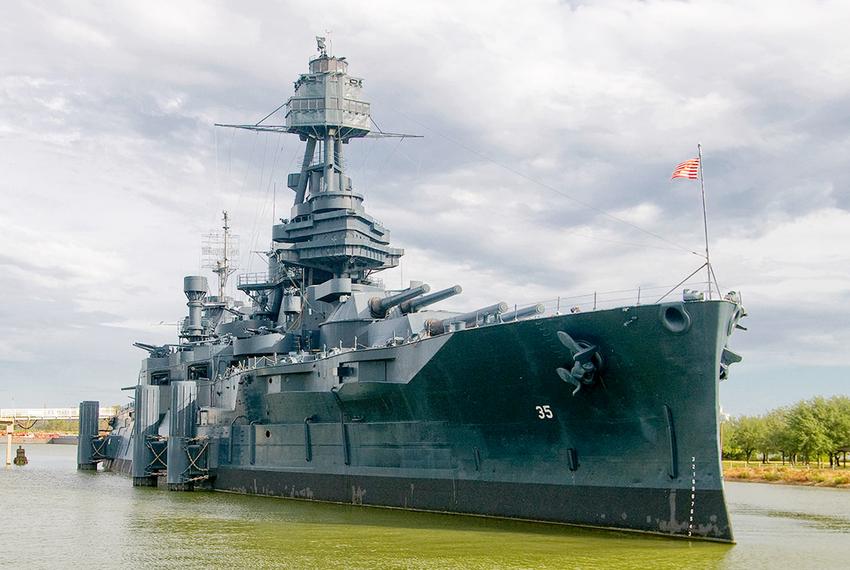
[697,143,712,299]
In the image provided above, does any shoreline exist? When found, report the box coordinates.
[4,434,77,445]
[723,463,850,489]
[724,476,850,489]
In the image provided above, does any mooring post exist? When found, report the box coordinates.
[14,445,27,466]
[5,424,12,466]
[77,401,100,470]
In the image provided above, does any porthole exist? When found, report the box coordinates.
[265,430,271,438]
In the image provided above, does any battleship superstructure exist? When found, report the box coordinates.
[78,40,746,542]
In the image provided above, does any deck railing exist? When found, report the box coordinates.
[512,281,713,319]
[237,266,301,288]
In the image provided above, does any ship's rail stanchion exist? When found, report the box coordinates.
[509,282,715,320]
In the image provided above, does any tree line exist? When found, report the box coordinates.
[723,396,850,467]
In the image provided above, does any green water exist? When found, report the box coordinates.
[2,446,849,569]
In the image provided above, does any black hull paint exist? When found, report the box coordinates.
[101,300,738,542]
[213,466,731,541]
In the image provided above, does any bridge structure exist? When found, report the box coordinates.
[3,407,119,466]
[0,407,118,423]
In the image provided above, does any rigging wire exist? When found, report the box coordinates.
[656,263,708,303]
[210,95,713,300]
[382,103,703,258]
[245,148,275,272]
[235,131,263,214]
[244,136,274,271]
[254,102,288,126]
[235,134,270,277]
[212,128,261,297]
[247,137,299,272]
[227,127,236,179]
[559,230,692,253]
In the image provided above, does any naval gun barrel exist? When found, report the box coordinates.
[369,284,431,318]
[500,303,545,322]
[400,285,463,314]
[425,301,509,335]
[133,342,171,358]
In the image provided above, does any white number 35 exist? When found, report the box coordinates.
[535,405,554,419]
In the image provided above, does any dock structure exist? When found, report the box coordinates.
[4,424,11,466]
[0,407,117,467]
[0,407,118,422]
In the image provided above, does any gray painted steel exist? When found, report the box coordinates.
[166,381,197,490]
[76,400,99,470]
[85,40,746,542]
[400,285,462,314]
[131,385,160,486]
[500,303,545,322]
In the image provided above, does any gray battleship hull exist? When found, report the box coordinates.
[87,43,740,544]
[104,299,735,541]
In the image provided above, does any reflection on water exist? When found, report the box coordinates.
[2,446,848,569]
[739,507,850,533]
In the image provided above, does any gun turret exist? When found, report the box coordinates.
[133,342,172,358]
[369,284,431,318]
[425,301,508,335]
[400,285,463,314]
[500,303,545,322]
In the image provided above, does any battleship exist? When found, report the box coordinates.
[78,39,746,542]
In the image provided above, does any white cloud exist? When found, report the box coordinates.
[1,0,849,409]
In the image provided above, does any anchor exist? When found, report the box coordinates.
[719,346,742,381]
[556,331,602,396]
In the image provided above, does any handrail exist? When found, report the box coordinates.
[236,266,300,288]
[503,281,713,320]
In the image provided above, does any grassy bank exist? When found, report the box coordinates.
[723,460,850,488]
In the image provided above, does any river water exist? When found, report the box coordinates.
[2,445,849,569]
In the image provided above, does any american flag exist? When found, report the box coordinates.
[671,158,700,180]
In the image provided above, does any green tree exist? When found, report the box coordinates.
[724,397,850,467]
[787,401,831,466]
[729,415,764,463]
[820,396,850,468]
[759,408,789,463]
[721,417,739,459]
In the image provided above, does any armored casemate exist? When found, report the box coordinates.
[79,39,746,542]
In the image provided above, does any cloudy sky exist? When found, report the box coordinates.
[0,0,848,415]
